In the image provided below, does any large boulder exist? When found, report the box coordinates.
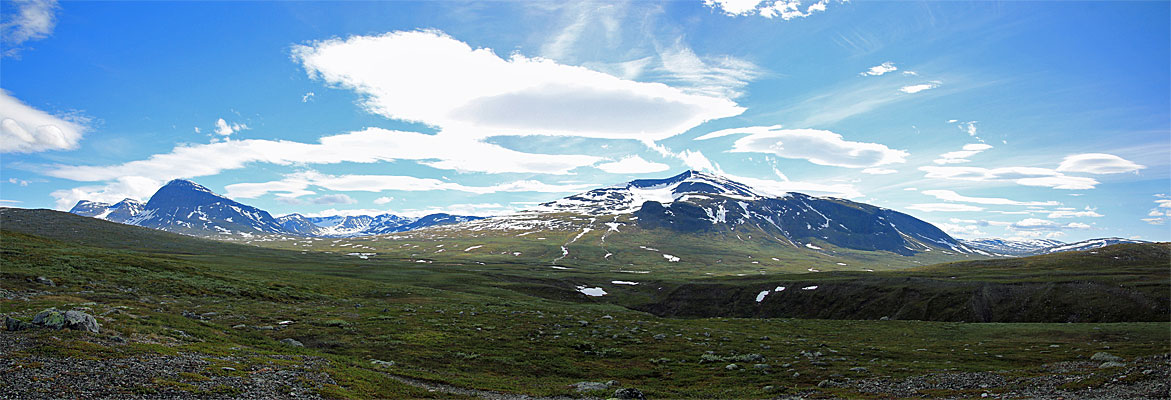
[64,310,100,333]
[31,308,100,333]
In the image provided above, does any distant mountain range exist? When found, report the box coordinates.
[960,237,1149,256]
[69,180,480,238]
[67,172,1139,257]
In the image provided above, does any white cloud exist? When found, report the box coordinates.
[596,155,670,174]
[1143,197,1171,225]
[905,203,985,212]
[860,62,897,76]
[759,0,831,20]
[899,81,941,94]
[1,90,86,153]
[373,196,394,205]
[223,170,597,200]
[311,194,357,205]
[933,143,992,164]
[49,176,162,210]
[292,30,743,141]
[1009,218,1092,232]
[921,189,1060,206]
[1,0,57,57]
[48,127,603,183]
[8,178,30,186]
[727,174,862,198]
[935,222,986,238]
[1056,153,1145,174]
[704,0,765,16]
[861,168,897,175]
[1047,208,1102,218]
[301,92,315,102]
[391,203,518,218]
[697,125,908,168]
[213,118,248,136]
[919,166,1099,190]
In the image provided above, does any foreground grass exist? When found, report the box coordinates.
[1,210,1168,398]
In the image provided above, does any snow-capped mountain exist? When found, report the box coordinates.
[69,198,146,223]
[1038,238,1149,254]
[131,179,288,236]
[960,238,1065,256]
[69,180,481,238]
[538,170,759,215]
[438,170,978,257]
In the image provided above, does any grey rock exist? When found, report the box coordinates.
[35,276,55,287]
[5,316,32,331]
[1091,352,1123,362]
[1099,361,1126,369]
[570,381,611,392]
[614,387,645,399]
[725,363,740,370]
[32,308,66,329]
[754,364,770,371]
[850,367,869,372]
[63,310,100,333]
[280,338,304,347]
[370,359,395,367]
[653,334,666,340]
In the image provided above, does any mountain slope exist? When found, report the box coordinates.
[334,170,987,272]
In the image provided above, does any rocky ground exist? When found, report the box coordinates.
[813,353,1170,399]
[0,332,335,399]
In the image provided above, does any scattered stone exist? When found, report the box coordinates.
[221,367,236,372]
[879,316,890,321]
[182,310,200,319]
[280,338,304,347]
[754,364,770,371]
[1099,361,1126,369]
[614,387,645,399]
[1091,352,1123,362]
[653,334,666,340]
[569,381,612,392]
[578,320,589,327]
[34,276,55,287]
[725,363,740,371]
[850,367,869,373]
[370,359,395,367]
[231,324,247,329]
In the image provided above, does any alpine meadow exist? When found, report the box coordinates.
[1,1,1168,399]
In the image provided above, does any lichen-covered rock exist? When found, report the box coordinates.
[32,308,66,329]
[31,308,99,333]
[280,338,304,347]
[4,316,32,331]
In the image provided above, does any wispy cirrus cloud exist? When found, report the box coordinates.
[1,0,58,57]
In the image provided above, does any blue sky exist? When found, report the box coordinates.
[1,0,1168,242]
